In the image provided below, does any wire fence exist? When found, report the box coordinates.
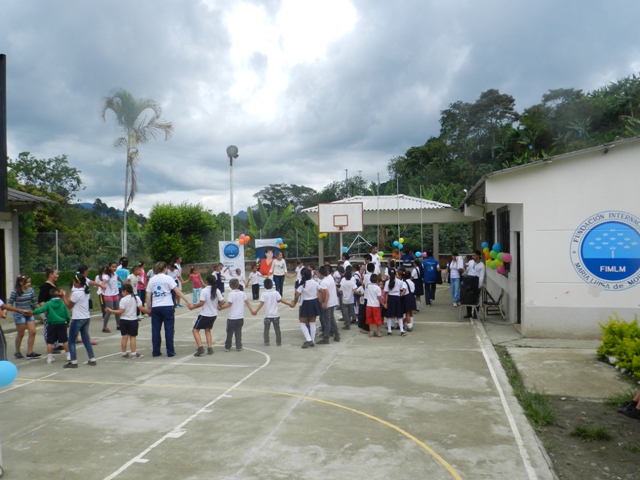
[20,224,472,275]
[21,231,221,274]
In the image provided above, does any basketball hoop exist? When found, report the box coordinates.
[333,214,348,231]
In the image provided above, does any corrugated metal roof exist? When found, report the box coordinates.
[302,194,451,213]
[8,187,57,205]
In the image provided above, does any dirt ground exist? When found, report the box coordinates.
[537,396,640,480]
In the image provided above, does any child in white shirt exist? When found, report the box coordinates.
[219,278,252,351]
[250,278,293,346]
[246,264,263,300]
[189,274,225,356]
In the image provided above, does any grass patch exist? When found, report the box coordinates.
[495,345,557,430]
[623,443,640,453]
[570,425,613,442]
[603,387,637,407]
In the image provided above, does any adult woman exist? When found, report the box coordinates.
[38,267,60,348]
[269,251,287,296]
[137,261,147,313]
[9,275,40,359]
[63,274,97,368]
[291,268,321,349]
[101,262,120,332]
[444,252,464,306]
[259,247,275,276]
[145,261,192,357]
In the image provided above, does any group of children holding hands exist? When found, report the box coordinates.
[1,252,424,364]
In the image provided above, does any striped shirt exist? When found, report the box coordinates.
[9,287,39,311]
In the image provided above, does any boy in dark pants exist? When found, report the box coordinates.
[246,264,262,300]
[250,278,294,346]
[32,287,70,364]
[220,279,252,351]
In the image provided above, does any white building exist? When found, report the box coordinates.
[460,137,640,339]
[1,188,55,299]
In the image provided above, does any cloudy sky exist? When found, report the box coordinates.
[2,0,639,216]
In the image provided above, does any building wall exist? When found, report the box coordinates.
[482,141,640,338]
[0,212,18,300]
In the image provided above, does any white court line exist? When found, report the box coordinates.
[0,371,59,395]
[472,320,538,480]
[103,347,271,480]
[103,360,259,368]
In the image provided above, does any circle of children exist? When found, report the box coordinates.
[0,246,486,368]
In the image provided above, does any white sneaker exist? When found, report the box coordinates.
[47,357,55,364]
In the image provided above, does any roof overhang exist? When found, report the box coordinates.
[302,194,481,226]
[7,187,57,213]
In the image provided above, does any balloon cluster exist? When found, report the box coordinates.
[481,242,512,275]
[392,237,405,250]
[0,360,18,387]
[378,251,385,260]
[318,232,329,239]
[236,233,251,245]
[276,237,288,250]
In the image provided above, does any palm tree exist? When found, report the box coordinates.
[100,88,173,255]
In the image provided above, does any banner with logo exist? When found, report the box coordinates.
[219,241,245,277]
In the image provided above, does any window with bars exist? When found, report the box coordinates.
[485,212,495,248]
[497,206,510,273]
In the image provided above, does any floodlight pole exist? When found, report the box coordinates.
[227,145,239,242]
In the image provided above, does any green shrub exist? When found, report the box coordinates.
[597,313,640,378]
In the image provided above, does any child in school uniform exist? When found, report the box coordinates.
[338,271,357,330]
[32,287,71,364]
[358,263,376,333]
[250,278,294,346]
[401,269,417,332]
[189,274,225,356]
[219,278,252,352]
[231,268,246,291]
[246,264,263,301]
[106,284,150,359]
[214,263,226,294]
[384,268,407,336]
[364,274,386,338]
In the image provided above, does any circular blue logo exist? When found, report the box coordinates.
[224,243,240,259]
[570,211,640,291]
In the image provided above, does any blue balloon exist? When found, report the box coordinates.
[398,243,404,249]
[481,242,489,249]
[393,240,399,247]
[342,246,348,253]
[0,360,18,387]
[493,243,501,253]
[415,251,422,258]
[276,238,283,244]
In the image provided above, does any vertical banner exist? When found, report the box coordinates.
[219,241,245,277]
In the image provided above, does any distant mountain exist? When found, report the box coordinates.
[236,210,248,220]
[78,202,94,210]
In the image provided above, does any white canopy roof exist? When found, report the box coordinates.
[302,194,479,226]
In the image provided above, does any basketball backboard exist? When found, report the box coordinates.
[317,202,364,233]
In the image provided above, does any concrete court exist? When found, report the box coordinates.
[0,282,554,480]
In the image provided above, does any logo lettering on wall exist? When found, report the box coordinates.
[570,210,640,291]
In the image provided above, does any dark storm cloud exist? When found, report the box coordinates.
[2,0,640,214]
